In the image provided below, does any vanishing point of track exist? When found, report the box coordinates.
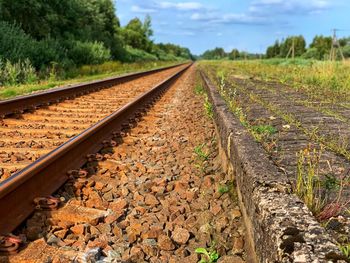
[0,63,191,239]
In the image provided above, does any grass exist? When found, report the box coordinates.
[195,247,220,263]
[251,125,277,136]
[339,244,350,261]
[0,60,181,100]
[295,147,325,215]
[194,143,210,161]
[218,181,235,195]
[204,96,214,118]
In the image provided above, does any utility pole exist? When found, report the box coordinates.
[330,28,345,61]
[286,37,295,59]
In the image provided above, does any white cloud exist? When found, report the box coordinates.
[249,0,331,15]
[190,12,270,25]
[158,1,204,11]
[131,5,156,13]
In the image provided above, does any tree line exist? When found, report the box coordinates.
[199,35,350,61]
[266,35,350,59]
[0,0,193,71]
[199,47,260,60]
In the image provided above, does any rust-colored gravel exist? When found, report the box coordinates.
[3,66,246,263]
[0,65,187,182]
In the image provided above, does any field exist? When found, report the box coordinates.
[199,59,350,251]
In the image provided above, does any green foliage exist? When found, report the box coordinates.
[339,244,350,260]
[252,125,277,136]
[266,40,281,58]
[124,46,158,62]
[281,36,306,57]
[296,148,325,215]
[194,143,210,161]
[201,48,227,60]
[266,36,306,58]
[204,96,214,118]
[154,43,193,60]
[229,49,240,60]
[0,59,37,86]
[310,35,332,59]
[195,84,205,95]
[68,41,111,65]
[195,248,219,263]
[322,174,340,191]
[301,48,320,59]
[218,182,233,194]
[0,0,191,76]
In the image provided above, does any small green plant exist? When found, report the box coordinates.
[218,181,234,194]
[204,96,214,118]
[195,84,205,95]
[322,174,340,191]
[339,243,350,260]
[252,125,277,136]
[218,184,230,194]
[194,143,210,161]
[195,247,219,263]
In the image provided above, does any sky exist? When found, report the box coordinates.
[116,0,350,55]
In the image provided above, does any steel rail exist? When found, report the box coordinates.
[0,62,188,117]
[0,63,192,235]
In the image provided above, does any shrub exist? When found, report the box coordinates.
[124,46,158,62]
[68,41,111,66]
[0,21,34,63]
[0,59,37,86]
[0,22,63,69]
[302,48,320,60]
[31,38,67,69]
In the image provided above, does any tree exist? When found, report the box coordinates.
[201,48,227,60]
[309,35,332,59]
[280,36,306,57]
[266,40,280,58]
[229,49,240,60]
[121,16,154,52]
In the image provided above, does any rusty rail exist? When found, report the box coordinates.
[0,63,191,235]
[0,62,188,117]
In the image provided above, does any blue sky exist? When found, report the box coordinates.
[116,0,350,55]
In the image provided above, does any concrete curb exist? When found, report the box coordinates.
[200,71,345,263]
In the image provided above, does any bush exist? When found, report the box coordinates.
[0,21,34,63]
[68,41,111,66]
[302,48,320,60]
[124,46,158,62]
[0,59,37,86]
[342,46,350,58]
[31,38,68,69]
[0,22,64,69]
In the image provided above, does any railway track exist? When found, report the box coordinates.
[0,62,191,243]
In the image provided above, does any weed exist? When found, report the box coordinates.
[322,174,340,191]
[218,185,229,194]
[204,96,214,118]
[195,247,219,263]
[339,243,350,260]
[295,147,325,215]
[251,125,277,136]
[194,143,210,161]
[195,84,205,95]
